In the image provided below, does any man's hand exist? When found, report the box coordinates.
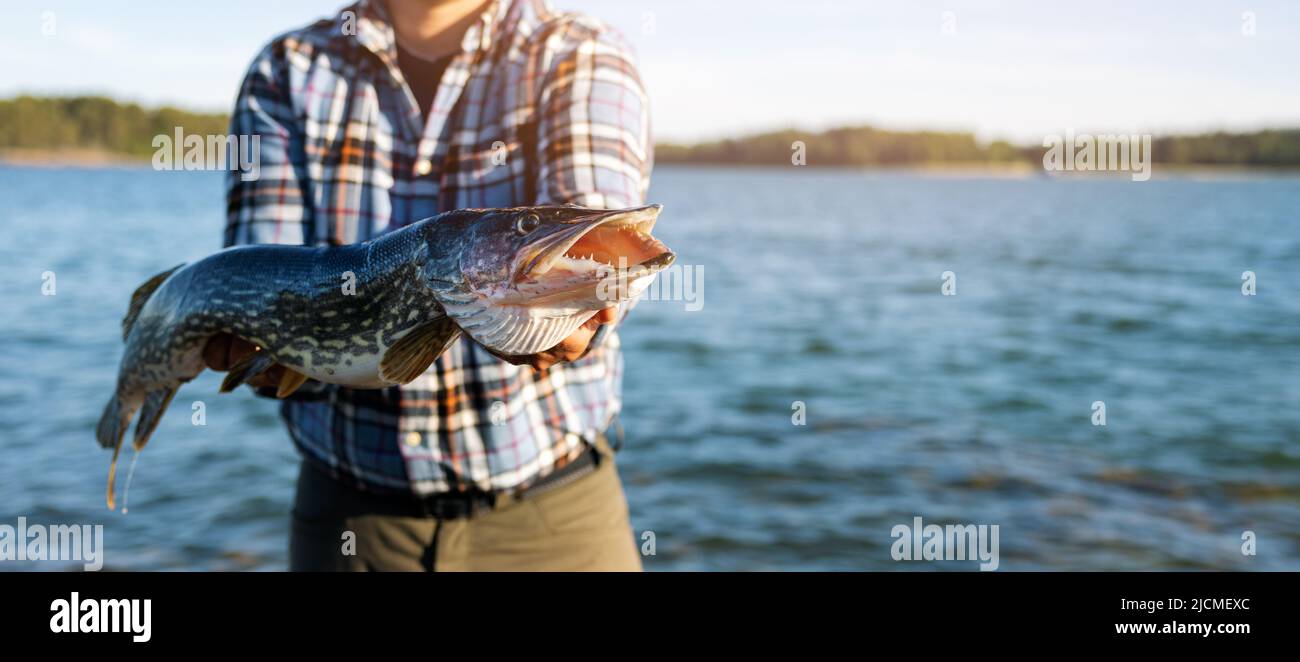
[487,307,619,372]
[203,333,287,388]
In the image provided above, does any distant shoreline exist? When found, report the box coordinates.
[6,149,1300,180]
[0,148,145,168]
[8,97,1300,173]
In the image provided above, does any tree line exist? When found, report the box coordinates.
[657,126,1300,167]
[0,96,227,158]
[3,95,1298,167]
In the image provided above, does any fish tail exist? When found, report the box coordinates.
[97,391,138,510]
[96,392,130,449]
[106,434,125,511]
[133,386,177,452]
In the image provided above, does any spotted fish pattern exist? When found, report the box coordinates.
[94,205,672,510]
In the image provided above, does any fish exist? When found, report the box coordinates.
[95,204,673,509]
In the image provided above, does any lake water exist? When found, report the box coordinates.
[1,164,1298,571]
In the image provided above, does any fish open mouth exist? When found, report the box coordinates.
[521,204,675,283]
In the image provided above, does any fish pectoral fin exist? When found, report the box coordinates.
[379,317,462,385]
[219,349,277,393]
[133,386,178,451]
[275,369,310,398]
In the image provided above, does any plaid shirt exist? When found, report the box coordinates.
[224,0,651,495]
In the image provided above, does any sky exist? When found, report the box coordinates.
[3,0,1299,143]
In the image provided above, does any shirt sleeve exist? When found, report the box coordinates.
[225,41,330,400]
[533,25,654,351]
[534,24,652,210]
[225,41,314,248]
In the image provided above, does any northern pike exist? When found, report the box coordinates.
[96,204,672,509]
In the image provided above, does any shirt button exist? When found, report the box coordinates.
[415,159,432,176]
[404,431,422,446]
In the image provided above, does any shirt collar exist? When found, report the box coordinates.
[342,0,516,63]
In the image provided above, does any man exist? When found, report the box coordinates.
[207,0,652,570]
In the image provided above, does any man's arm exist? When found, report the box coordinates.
[224,42,313,248]
[500,23,653,371]
[534,26,653,211]
[206,42,315,391]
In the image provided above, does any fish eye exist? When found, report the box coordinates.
[516,213,540,235]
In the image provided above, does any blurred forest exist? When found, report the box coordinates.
[3,95,1299,167]
[0,96,227,158]
[657,126,1300,167]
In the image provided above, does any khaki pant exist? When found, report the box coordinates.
[288,443,642,572]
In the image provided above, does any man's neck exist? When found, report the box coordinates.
[386,0,492,60]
